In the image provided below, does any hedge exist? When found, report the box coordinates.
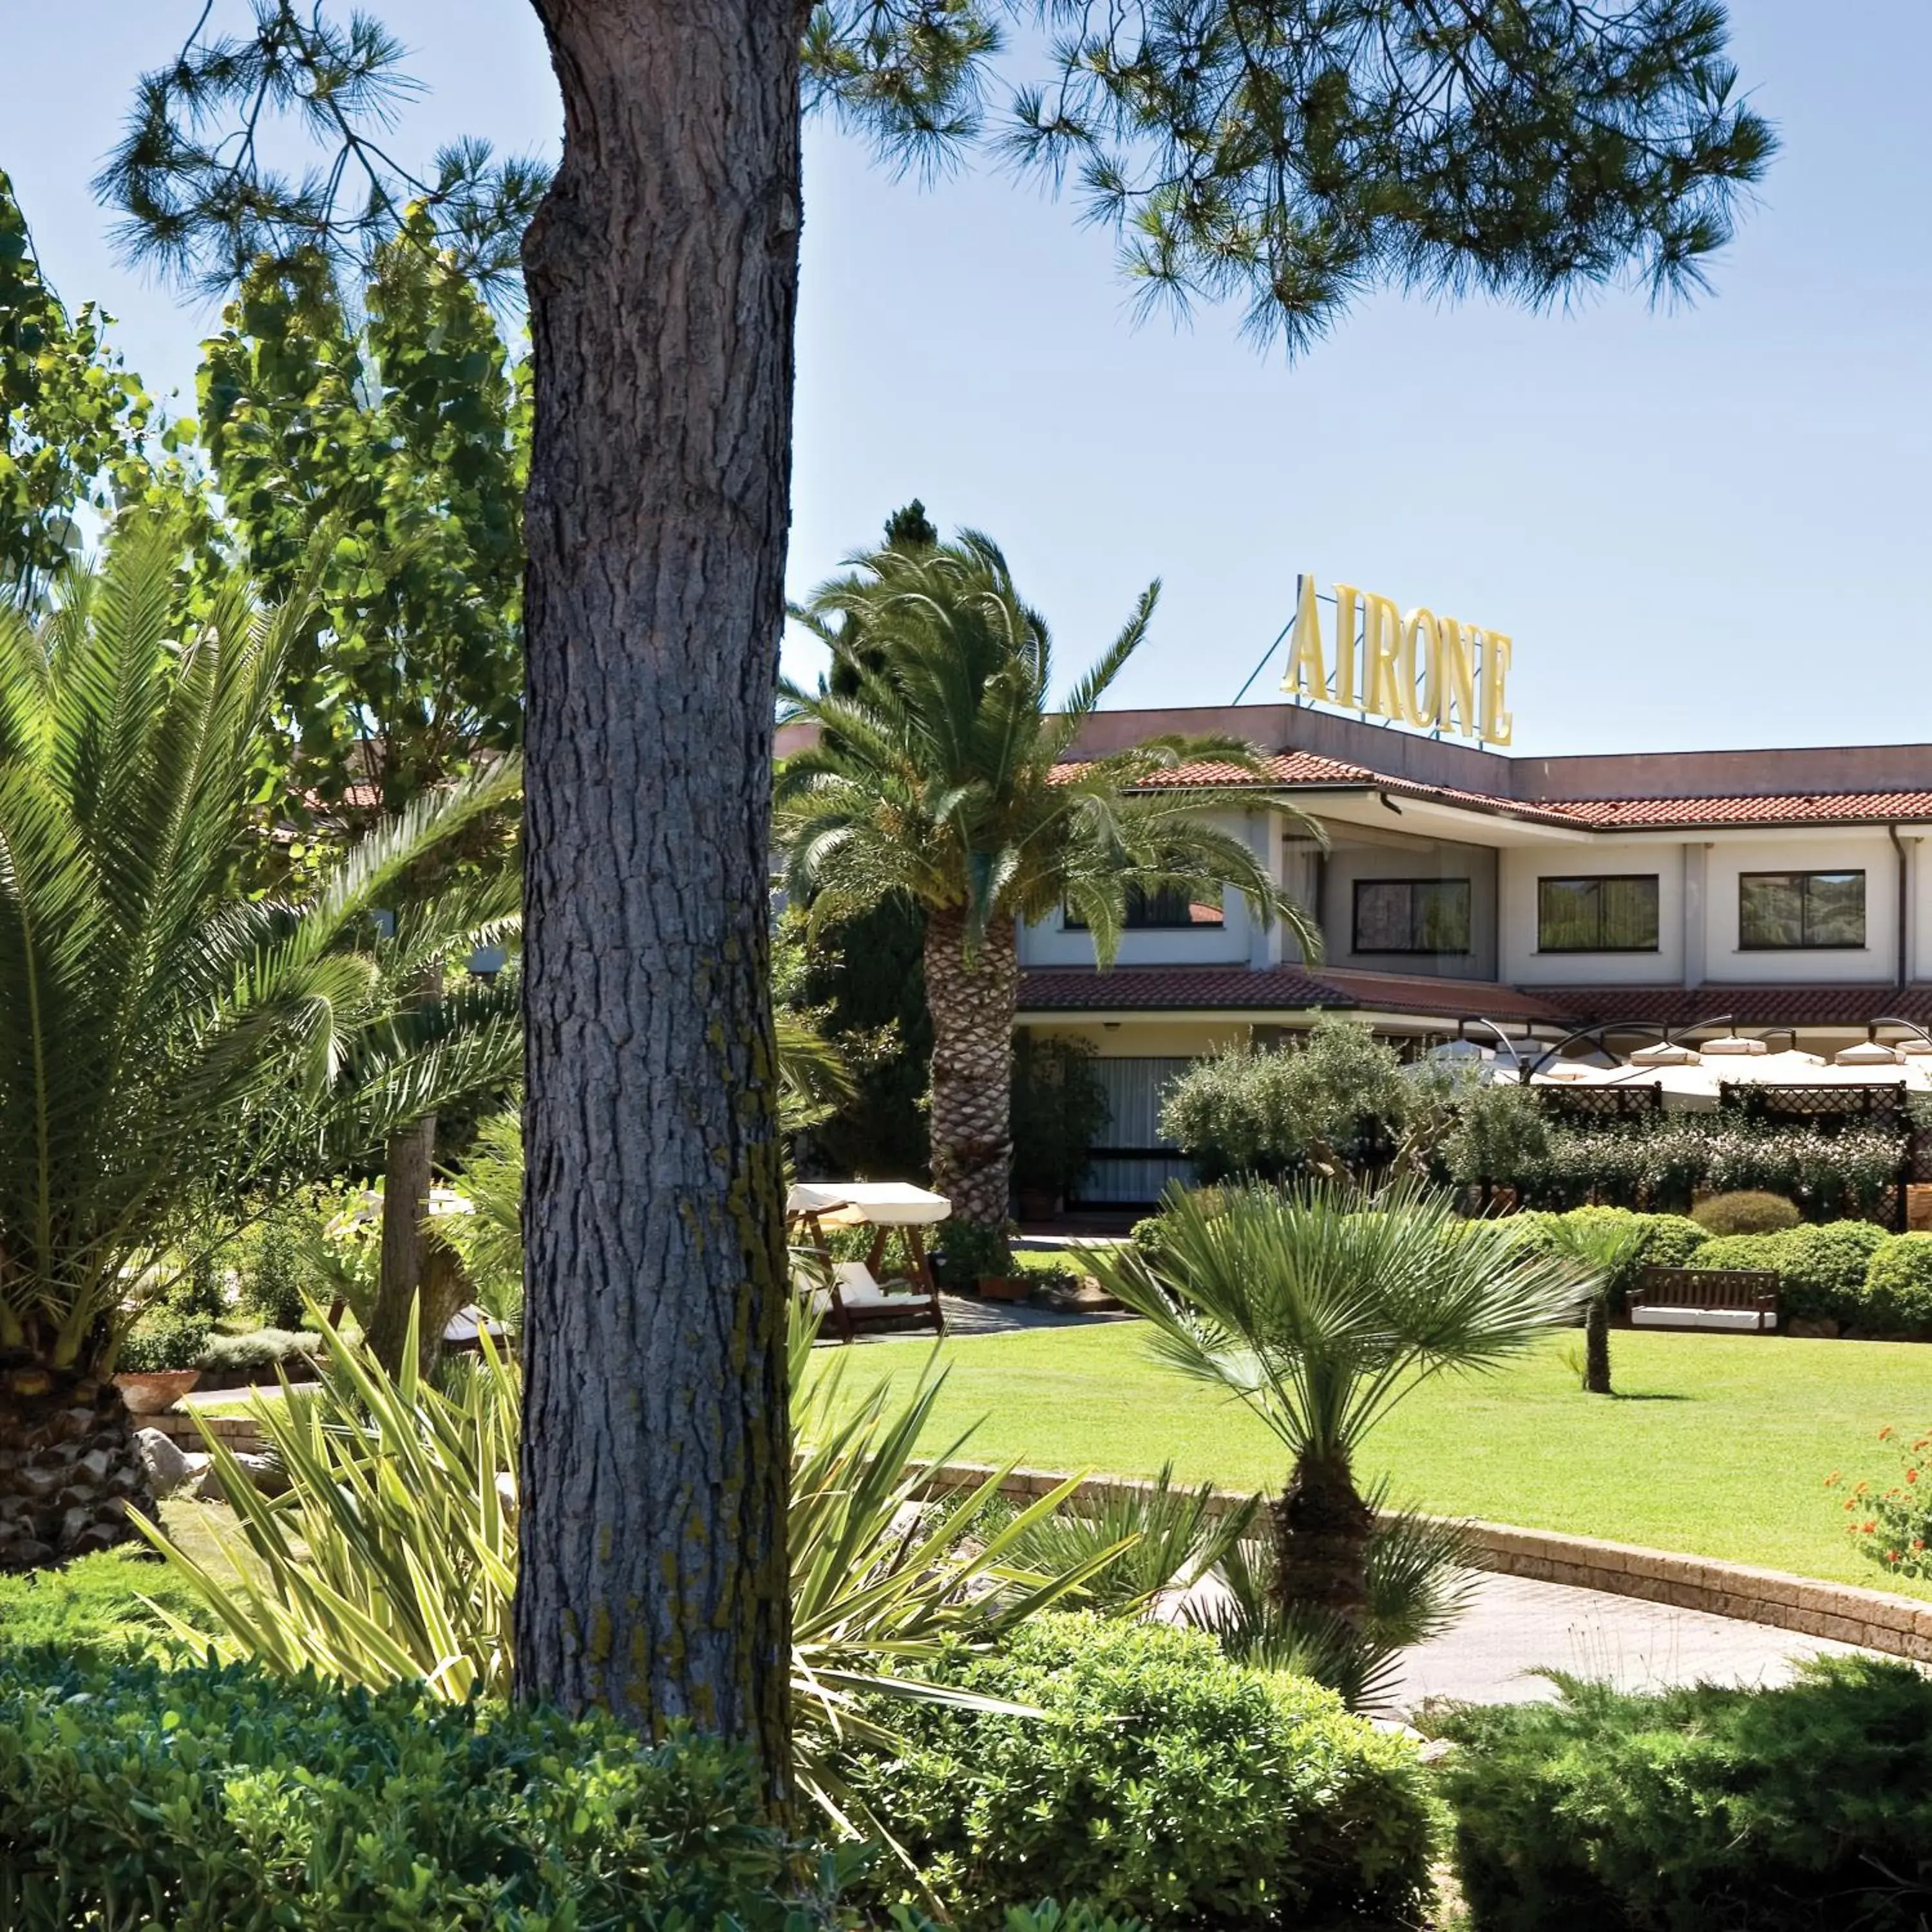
[1504,1208,1707,1307]
[1862,1233,1932,1334]
[1692,1222,1890,1327]
[846,1613,1439,1928]
[1435,1656,1932,1931]
[0,1653,831,1930]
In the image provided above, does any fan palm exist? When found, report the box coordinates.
[1096,1179,1586,1630]
[0,516,522,1570]
[777,529,1318,1238]
[1544,1215,1645,1396]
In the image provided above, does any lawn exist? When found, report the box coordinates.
[810,1321,1932,1596]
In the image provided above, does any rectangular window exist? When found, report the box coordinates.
[1063,885,1224,931]
[1537,875,1660,953]
[1738,870,1866,950]
[1351,878,1472,954]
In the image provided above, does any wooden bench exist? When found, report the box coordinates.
[1627,1265,1779,1333]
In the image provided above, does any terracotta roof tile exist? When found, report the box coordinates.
[1521,983,1932,1028]
[1094,752,1932,835]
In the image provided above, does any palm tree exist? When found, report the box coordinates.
[0,516,522,1571]
[777,528,1318,1239]
[1098,1180,1586,1630]
[1545,1216,1646,1396]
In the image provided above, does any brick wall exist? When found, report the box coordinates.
[925,1461,1932,1663]
[146,1411,263,1457]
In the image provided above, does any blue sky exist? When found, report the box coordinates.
[8,2,1928,757]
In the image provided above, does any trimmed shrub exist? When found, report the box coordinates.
[1770,1220,1888,1325]
[1862,1233,1932,1334]
[115,1306,213,1372]
[1504,1208,1707,1307]
[1692,1189,1802,1236]
[0,1653,826,1929]
[1435,1656,1932,1931]
[1689,1231,1788,1274]
[848,1613,1439,1928]
[193,1327,322,1387]
[0,1551,213,1660]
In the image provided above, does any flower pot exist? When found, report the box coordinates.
[114,1369,202,1416]
[976,1275,1034,1303]
[1016,1184,1058,1222]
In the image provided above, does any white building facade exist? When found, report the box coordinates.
[1016,706,1932,1202]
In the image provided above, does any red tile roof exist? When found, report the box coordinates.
[1017,965,1575,1024]
[1089,752,1932,834]
[1521,984,1932,1028]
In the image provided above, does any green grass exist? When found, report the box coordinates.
[810,1323,1932,1596]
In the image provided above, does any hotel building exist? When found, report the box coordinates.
[1019,705,1932,1203]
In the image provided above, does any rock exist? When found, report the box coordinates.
[135,1428,193,1499]
[199,1452,290,1501]
[1148,1567,1239,1627]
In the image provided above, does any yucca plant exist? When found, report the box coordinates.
[140,1296,1122,1842]
[0,515,522,1571]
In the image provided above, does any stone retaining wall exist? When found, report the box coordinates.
[147,1412,262,1457]
[927,1461,1932,1664]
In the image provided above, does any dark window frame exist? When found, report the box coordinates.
[1063,883,1226,933]
[1535,873,1662,954]
[1350,876,1473,956]
[1737,869,1868,952]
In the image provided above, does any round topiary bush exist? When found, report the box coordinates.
[848,1613,1439,1928]
[1861,1234,1932,1336]
[1774,1220,1889,1327]
[1692,1190,1802,1236]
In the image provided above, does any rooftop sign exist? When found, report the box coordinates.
[1280,574,1514,746]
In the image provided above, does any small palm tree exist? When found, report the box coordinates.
[777,528,1318,1238]
[1098,1180,1586,1630]
[0,516,521,1569]
[1546,1217,1646,1396]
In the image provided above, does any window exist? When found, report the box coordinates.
[1537,875,1660,953]
[1063,884,1224,931]
[1352,878,1471,954]
[1738,871,1866,950]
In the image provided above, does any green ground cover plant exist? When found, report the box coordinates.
[848,1614,1438,1929]
[1433,1656,1932,1931]
[0,1549,212,1660]
[0,1652,840,1931]
[812,1322,1932,1593]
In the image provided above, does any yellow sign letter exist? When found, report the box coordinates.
[1479,632,1515,746]
[1399,607,1438,728]
[1362,592,1406,722]
[1280,573,1327,703]
[1331,583,1361,709]
[1431,616,1477,739]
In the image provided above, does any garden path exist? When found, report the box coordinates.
[1390,1571,1876,1716]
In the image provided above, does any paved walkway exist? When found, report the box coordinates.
[1388,1571,1876,1716]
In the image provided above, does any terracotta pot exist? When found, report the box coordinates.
[976,1275,1034,1303]
[113,1369,202,1416]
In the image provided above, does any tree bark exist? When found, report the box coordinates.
[1274,1447,1374,1632]
[0,1356,156,1571]
[515,0,797,1795]
[923,905,1018,1238]
[366,1114,435,1376]
[1584,1294,1613,1396]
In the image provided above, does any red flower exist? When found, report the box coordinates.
[1909,1470,1920,1485]
[1880,1425,1896,1441]
[1861,1520,1878,1534]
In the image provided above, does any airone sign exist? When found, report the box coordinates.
[1280,574,1515,747]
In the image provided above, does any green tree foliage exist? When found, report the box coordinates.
[111,6,1771,350]
[778,527,1313,1236]
[0,173,200,605]
[1159,1017,1417,1182]
[0,517,521,1562]
[197,221,525,821]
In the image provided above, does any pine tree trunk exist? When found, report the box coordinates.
[923,905,1018,1240]
[515,0,797,1794]
[366,1115,435,1376]
[1584,1294,1614,1396]
[0,1356,157,1571]
[1274,1447,1375,1631]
